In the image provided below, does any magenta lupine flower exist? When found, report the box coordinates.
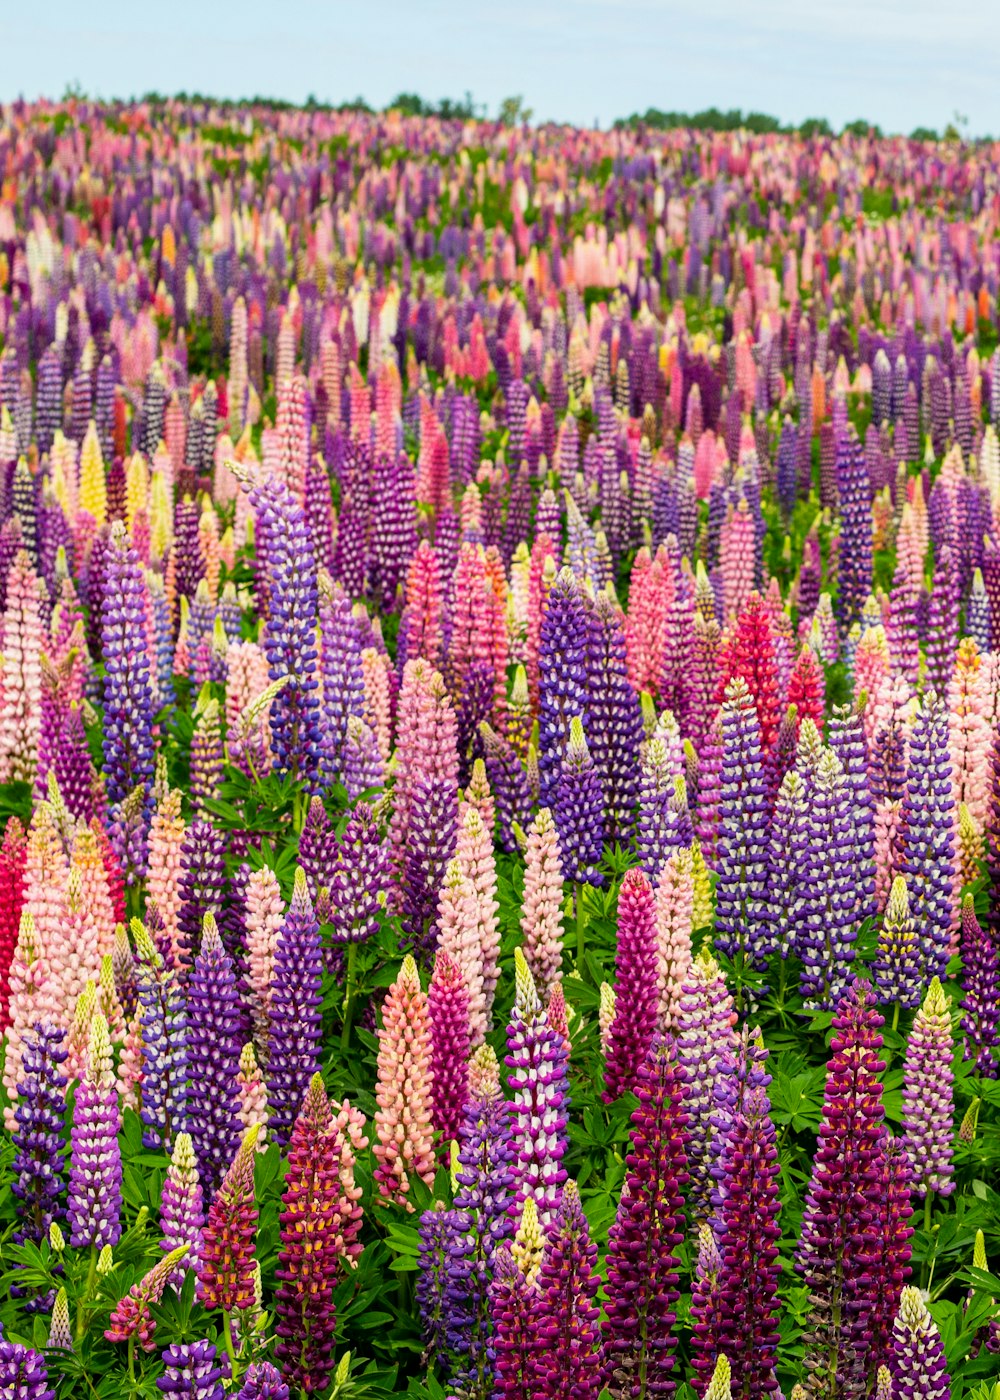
[865,1134,914,1375]
[506,949,570,1223]
[675,949,737,1211]
[532,1183,603,1399]
[603,868,658,1102]
[67,1011,121,1250]
[197,1126,260,1313]
[959,893,999,1074]
[795,978,888,1396]
[902,978,955,1199]
[428,948,471,1144]
[491,1239,542,1400]
[891,1287,951,1400]
[106,1246,190,1351]
[689,1222,723,1394]
[602,1036,688,1398]
[156,1340,224,1400]
[268,870,323,1146]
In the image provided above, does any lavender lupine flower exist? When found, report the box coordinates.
[902,978,955,1199]
[440,1046,518,1395]
[676,950,738,1213]
[891,1288,951,1400]
[828,703,877,927]
[233,1363,290,1400]
[959,894,1000,1075]
[67,1012,122,1250]
[156,1340,224,1400]
[102,520,155,810]
[133,919,188,1150]
[329,802,389,945]
[529,1182,603,1399]
[709,1034,783,1399]
[768,768,811,958]
[186,915,243,1195]
[177,819,229,974]
[899,693,956,982]
[636,737,687,880]
[553,716,604,886]
[506,949,570,1223]
[873,876,923,1011]
[586,591,643,844]
[835,425,873,632]
[418,1205,463,1369]
[538,567,592,808]
[480,721,532,855]
[243,470,322,789]
[796,978,888,1398]
[714,678,773,971]
[923,547,960,698]
[0,1342,55,1400]
[160,1132,204,1280]
[796,749,862,1010]
[603,868,658,1103]
[267,868,323,1145]
[11,1022,68,1250]
[297,796,338,905]
[342,715,385,801]
[602,1036,688,1400]
[402,776,458,947]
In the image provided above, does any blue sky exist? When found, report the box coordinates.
[5,0,1000,136]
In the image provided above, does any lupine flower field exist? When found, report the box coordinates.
[0,94,999,1400]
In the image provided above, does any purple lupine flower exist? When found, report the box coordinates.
[369,451,418,610]
[234,1363,290,1400]
[768,767,811,958]
[924,546,960,697]
[52,706,95,824]
[602,1036,688,1399]
[479,721,532,854]
[636,737,688,880]
[796,978,888,1396]
[959,894,1000,1074]
[177,819,229,975]
[439,1047,517,1394]
[490,1239,542,1400]
[902,978,955,1199]
[245,471,322,790]
[538,567,591,809]
[689,1223,723,1394]
[796,749,862,1009]
[899,693,956,983]
[966,568,991,653]
[828,702,877,924]
[585,591,642,845]
[506,949,570,1223]
[329,802,388,945]
[709,1032,782,1398]
[0,1342,55,1400]
[297,795,338,904]
[865,1134,914,1376]
[133,920,188,1150]
[714,677,773,971]
[341,714,385,800]
[418,1205,463,1369]
[532,1183,603,1399]
[156,1340,224,1400]
[402,776,458,947]
[891,1287,951,1400]
[873,876,923,1010]
[675,949,737,1213]
[102,520,155,811]
[11,1022,68,1249]
[267,868,323,1145]
[553,716,604,886]
[603,868,658,1103]
[317,576,365,784]
[186,915,242,1194]
[835,424,872,632]
[160,1132,204,1280]
[67,1012,121,1250]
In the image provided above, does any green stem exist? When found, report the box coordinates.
[128,1336,136,1389]
[892,1002,900,1033]
[222,1310,239,1380]
[576,883,585,969]
[341,942,358,1049]
[76,1245,97,1341]
[924,1191,934,1236]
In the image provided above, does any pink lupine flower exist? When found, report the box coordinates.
[373,955,435,1208]
[243,866,285,1062]
[436,857,487,1044]
[520,807,565,1001]
[0,550,44,787]
[146,789,186,963]
[655,846,694,1033]
[457,804,500,1030]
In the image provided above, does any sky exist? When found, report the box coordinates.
[5,0,1000,137]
